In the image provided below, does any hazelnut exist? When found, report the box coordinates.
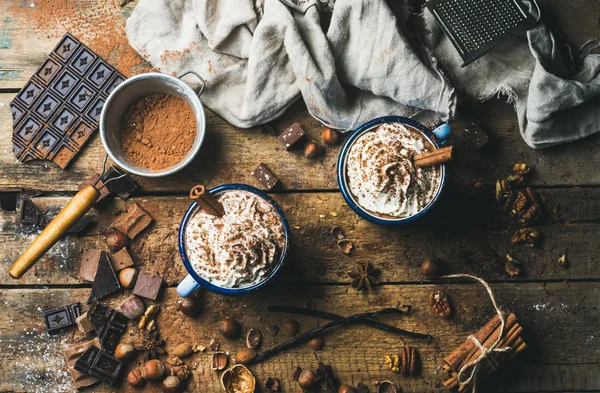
[307,337,325,350]
[118,267,138,289]
[282,319,299,337]
[106,229,128,251]
[339,384,357,393]
[120,296,146,320]
[127,369,144,386]
[298,370,318,390]
[172,343,193,358]
[115,343,136,360]
[246,328,261,349]
[178,297,201,317]
[322,128,339,145]
[143,359,165,381]
[217,317,241,339]
[303,140,322,158]
[161,375,184,393]
[421,257,444,279]
[234,348,257,364]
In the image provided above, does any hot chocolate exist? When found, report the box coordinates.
[345,123,442,218]
[184,190,286,288]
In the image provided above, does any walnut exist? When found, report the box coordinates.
[164,357,191,380]
[384,354,400,373]
[495,179,513,212]
[505,254,523,276]
[510,192,529,217]
[429,290,452,318]
[511,228,542,247]
[506,163,531,184]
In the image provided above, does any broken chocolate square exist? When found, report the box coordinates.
[20,198,47,227]
[79,173,111,203]
[41,302,81,334]
[133,272,163,301]
[109,203,153,239]
[76,312,95,335]
[74,346,123,386]
[278,123,305,150]
[0,192,19,211]
[109,248,134,271]
[251,163,280,190]
[87,302,128,353]
[87,252,121,304]
[64,338,101,389]
[79,249,102,282]
[103,166,138,200]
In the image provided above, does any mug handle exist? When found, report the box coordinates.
[432,124,453,146]
[177,274,201,297]
[178,71,206,97]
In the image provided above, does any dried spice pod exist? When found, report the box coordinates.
[511,228,542,247]
[505,254,523,276]
[221,364,256,393]
[212,352,228,371]
[246,329,261,349]
[399,345,420,377]
[282,319,300,337]
[429,290,452,318]
[235,349,257,364]
[264,377,280,392]
[378,381,397,393]
[348,262,379,291]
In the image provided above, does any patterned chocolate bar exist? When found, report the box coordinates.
[41,302,82,334]
[74,346,123,386]
[10,33,126,169]
[87,302,128,353]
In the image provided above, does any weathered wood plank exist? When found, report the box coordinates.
[1,189,598,286]
[0,283,598,393]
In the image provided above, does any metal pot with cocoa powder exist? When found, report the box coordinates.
[100,72,207,177]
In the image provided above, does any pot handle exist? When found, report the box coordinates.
[432,124,452,146]
[177,274,202,297]
[178,71,206,97]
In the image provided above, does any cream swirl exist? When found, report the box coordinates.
[184,190,285,288]
[346,123,442,218]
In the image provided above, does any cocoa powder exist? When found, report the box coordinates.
[120,94,196,170]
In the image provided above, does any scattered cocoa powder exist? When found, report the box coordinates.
[120,94,196,170]
[6,0,152,77]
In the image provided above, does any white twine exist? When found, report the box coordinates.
[441,274,513,393]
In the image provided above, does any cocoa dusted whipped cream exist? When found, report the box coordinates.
[184,190,285,288]
[346,123,442,218]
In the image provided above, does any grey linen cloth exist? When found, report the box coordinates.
[126,0,600,149]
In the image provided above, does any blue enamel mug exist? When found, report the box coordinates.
[337,116,452,226]
[176,184,290,297]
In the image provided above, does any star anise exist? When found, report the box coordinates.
[133,329,166,361]
[315,362,338,391]
[348,262,379,291]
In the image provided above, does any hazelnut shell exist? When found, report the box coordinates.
[106,230,128,251]
[221,365,256,393]
[127,369,145,386]
[246,328,261,349]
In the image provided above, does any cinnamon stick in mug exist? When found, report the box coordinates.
[189,185,225,217]
[413,146,453,168]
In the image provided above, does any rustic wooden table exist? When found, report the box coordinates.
[0,1,599,393]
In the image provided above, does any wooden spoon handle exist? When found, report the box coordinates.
[9,184,100,279]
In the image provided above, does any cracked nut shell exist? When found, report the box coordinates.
[221,365,256,393]
[212,352,229,371]
[246,329,261,349]
[218,317,242,339]
[127,369,144,386]
[378,381,397,393]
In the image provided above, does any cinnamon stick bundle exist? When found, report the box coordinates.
[189,185,225,217]
[442,312,526,392]
[413,146,453,168]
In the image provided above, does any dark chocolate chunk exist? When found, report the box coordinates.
[109,203,153,239]
[20,197,47,227]
[278,123,305,150]
[79,173,111,203]
[74,346,123,386]
[66,214,95,235]
[0,192,19,211]
[109,248,134,271]
[41,302,81,334]
[79,249,102,282]
[251,163,280,190]
[64,338,101,389]
[133,272,163,300]
[10,33,125,169]
[87,252,121,304]
[102,166,138,200]
[87,302,128,353]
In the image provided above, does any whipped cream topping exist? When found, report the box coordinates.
[184,190,286,288]
[346,123,442,218]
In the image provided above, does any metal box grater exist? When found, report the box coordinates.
[426,0,538,66]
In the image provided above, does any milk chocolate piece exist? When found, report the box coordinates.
[133,271,163,300]
[76,312,95,334]
[20,198,47,227]
[74,346,123,386]
[251,163,279,190]
[64,338,101,389]
[10,33,126,169]
[87,251,121,304]
[103,166,138,200]
[79,249,102,282]
[109,203,153,239]
[109,248,134,271]
[79,173,111,203]
[41,302,81,334]
[88,302,128,353]
[278,123,305,150]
